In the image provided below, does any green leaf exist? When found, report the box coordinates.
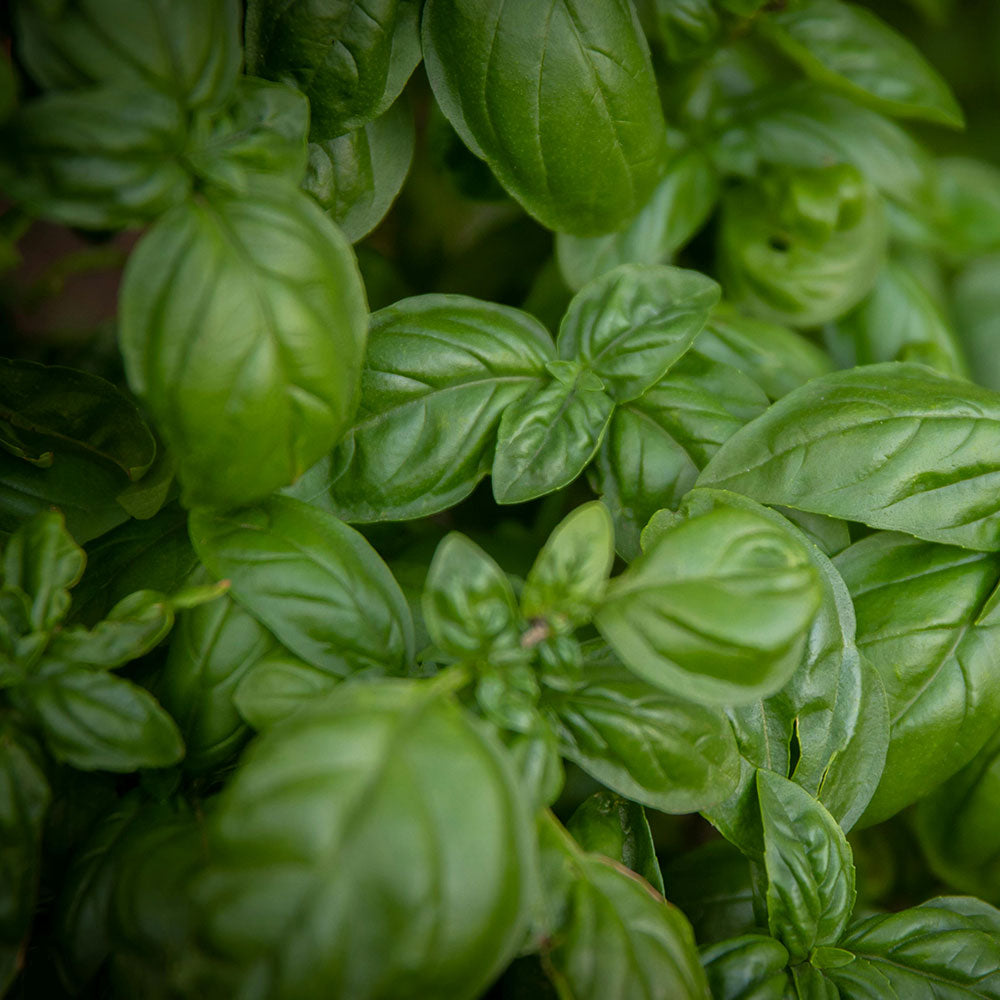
[119,179,368,509]
[196,679,534,1000]
[567,791,664,894]
[0,359,156,481]
[543,646,740,814]
[157,577,279,772]
[718,163,887,328]
[521,501,615,628]
[491,369,614,504]
[697,304,833,401]
[247,0,421,140]
[190,496,414,678]
[700,934,791,1000]
[185,77,310,192]
[423,532,520,662]
[46,590,174,669]
[329,294,553,522]
[651,0,721,62]
[233,653,338,731]
[0,85,190,230]
[556,146,720,291]
[422,0,668,235]
[757,770,855,961]
[834,532,1000,825]
[13,0,240,111]
[18,662,184,771]
[759,0,963,128]
[828,897,1000,998]
[933,157,1000,261]
[304,96,415,244]
[595,505,821,706]
[0,725,49,994]
[3,509,85,631]
[537,812,711,1000]
[557,264,720,404]
[954,254,1000,394]
[698,362,1000,551]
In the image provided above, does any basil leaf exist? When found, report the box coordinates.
[567,791,664,894]
[246,0,421,140]
[699,362,1000,551]
[491,369,614,505]
[557,264,721,403]
[542,651,740,814]
[232,653,338,731]
[718,163,886,328]
[697,305,833,401]
[422,0,668,236]
[537,812,710,1000]
[158,579,279,772]
[934,157,1000,261]
[13,0,240,111]
[700,934,791,1000]
[759,0,963,128]
[0,85,190,230]
[190,496,414,678]
[652,0,722,62]
[329,294,553,522]
[834,532,1000,825]
[196,679,534,1000]
[954,254,1000,394]
[185,77,310,192]
[556,147,720,291]
[304,97,415,243]
[119,179,367,509]
[757,770,855,961]
[500,726,565,812]
[521,501,615,629]
[17,663,183,772]
[829,897,1000,998]
[0,726,49,994]
[595,505,821,706]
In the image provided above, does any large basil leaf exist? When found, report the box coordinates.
[13,0,240,110]
[696,305,833,401]
[595,505,821,706]
[542,644,740,814]
[195,679,534,1000]
[557,264,720,403]
[0,360,156,481]
[556,146,720,291]
[828,897,1000,998]
[422,0,668,235]
[246,0,421,140]
[0,86,190,230]
[304,97,415,243]
[699,363,1000,551]
[0,726,49,994]
[491,366,614,504]
[757,770,855,962]
[700,935,790,1000]
[953,254,1000,394]
[329,295,553,522]
[915,728,1000,903]
[158,576,279,773]
[190,496,413,678]
[16,663,184,772]
[682,490,888,854]
[537,812,710,1000]
[718,163,886,328]
[834,532,1000,825]
[759,0,963,127]
[119,179,367,509]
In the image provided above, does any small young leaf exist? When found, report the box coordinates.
[700,934,791,1000]
[233,653,339,731]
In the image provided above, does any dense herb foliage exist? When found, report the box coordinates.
[3,1,1000,997]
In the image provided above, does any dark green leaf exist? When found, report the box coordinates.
[699,362,1000,551]
[422,0,668,235]
[595,505,821,705]
[651,0,721,62]
[700,935,790,1000]
[329,294,553,521]
[119,179,368,508]
[191,496,413,678]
